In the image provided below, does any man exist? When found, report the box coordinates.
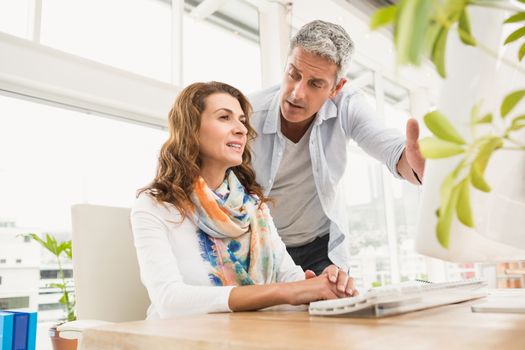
[248,20,425,276]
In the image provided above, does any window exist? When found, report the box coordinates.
[342,70,428,287]
[183,0,261,93]
[0,221,16,228]
[0,296,30,309]
[0,94,166,230]
[0,93,166,324]
[40,269,74,279]
[381,89,428,282]
[40,270,57,279]
[38,302,63,311]
[40,0,172,82]
[343,147,391,288]
[0,0,31,39]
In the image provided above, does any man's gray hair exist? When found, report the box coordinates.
[290,20,354,82]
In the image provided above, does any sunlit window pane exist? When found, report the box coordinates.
[183,11,261,94]
[0,95,165,230]
[41,0,171,82]
[0,94,166,349]
[343,148,390,288]
[0,0,31,39]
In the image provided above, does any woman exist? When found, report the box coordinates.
[131,81,355,319]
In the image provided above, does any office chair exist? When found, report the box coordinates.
[57,204,150,340]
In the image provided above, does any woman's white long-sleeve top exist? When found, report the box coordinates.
[130,193,305,319]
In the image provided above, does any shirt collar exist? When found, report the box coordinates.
[262,90,281,134]
[262,89,338,134]
[316,97,338,123]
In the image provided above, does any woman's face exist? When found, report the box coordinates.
[199,93,248,173]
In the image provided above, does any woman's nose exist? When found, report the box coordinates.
[233,120,248,135]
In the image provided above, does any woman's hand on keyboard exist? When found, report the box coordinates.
[284,274,349,305]
[320,265,359,297]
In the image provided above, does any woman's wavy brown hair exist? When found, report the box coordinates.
[139,81,266,218]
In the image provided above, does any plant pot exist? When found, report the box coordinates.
[49,325,78,350]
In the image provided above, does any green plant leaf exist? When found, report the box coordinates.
[395,0,433,65]
[504,12,525,24]
[519,42,525,61]
[393,0,413,64]
[470,102,480,126]
[57,241,68,256]
[424,111,466,144]
[431,27,449,78]
[370,5,397,30]
[436,183,461,248]
[470,138,503,192]
[438,172,454,218]
[510,115,525,131]
[26,233,45,247]
[500,89,525,118]
[458,9,477,46]
[442,0,468,21]
[67,309,76,322]
[64,243,73,260]
[438,160,465,215]
[435,159,467,247]
[408,0,433,64]
[28,233,61,257]
[423,22,442,57]
[503,25,525,45]
[48,283,66,290]
[419,137,465,158]
[456,178,474,228]
[476,113,493,124]
[440,173,454,210]
[470,102,492,125]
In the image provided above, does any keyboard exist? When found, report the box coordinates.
[309,279,488,318]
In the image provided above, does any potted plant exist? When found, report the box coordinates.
[26,233,78,350]
[370,0,525,258]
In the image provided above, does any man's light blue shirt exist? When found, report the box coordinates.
[248,85,406,269]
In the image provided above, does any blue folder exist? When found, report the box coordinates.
[3,311,38,350]
[12,312,28,350]
[0,312,14,350]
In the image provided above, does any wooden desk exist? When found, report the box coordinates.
[79,301,525,350]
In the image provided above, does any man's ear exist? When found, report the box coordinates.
[330,78,347,98]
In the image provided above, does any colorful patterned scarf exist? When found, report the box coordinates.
[191,171,276,286]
